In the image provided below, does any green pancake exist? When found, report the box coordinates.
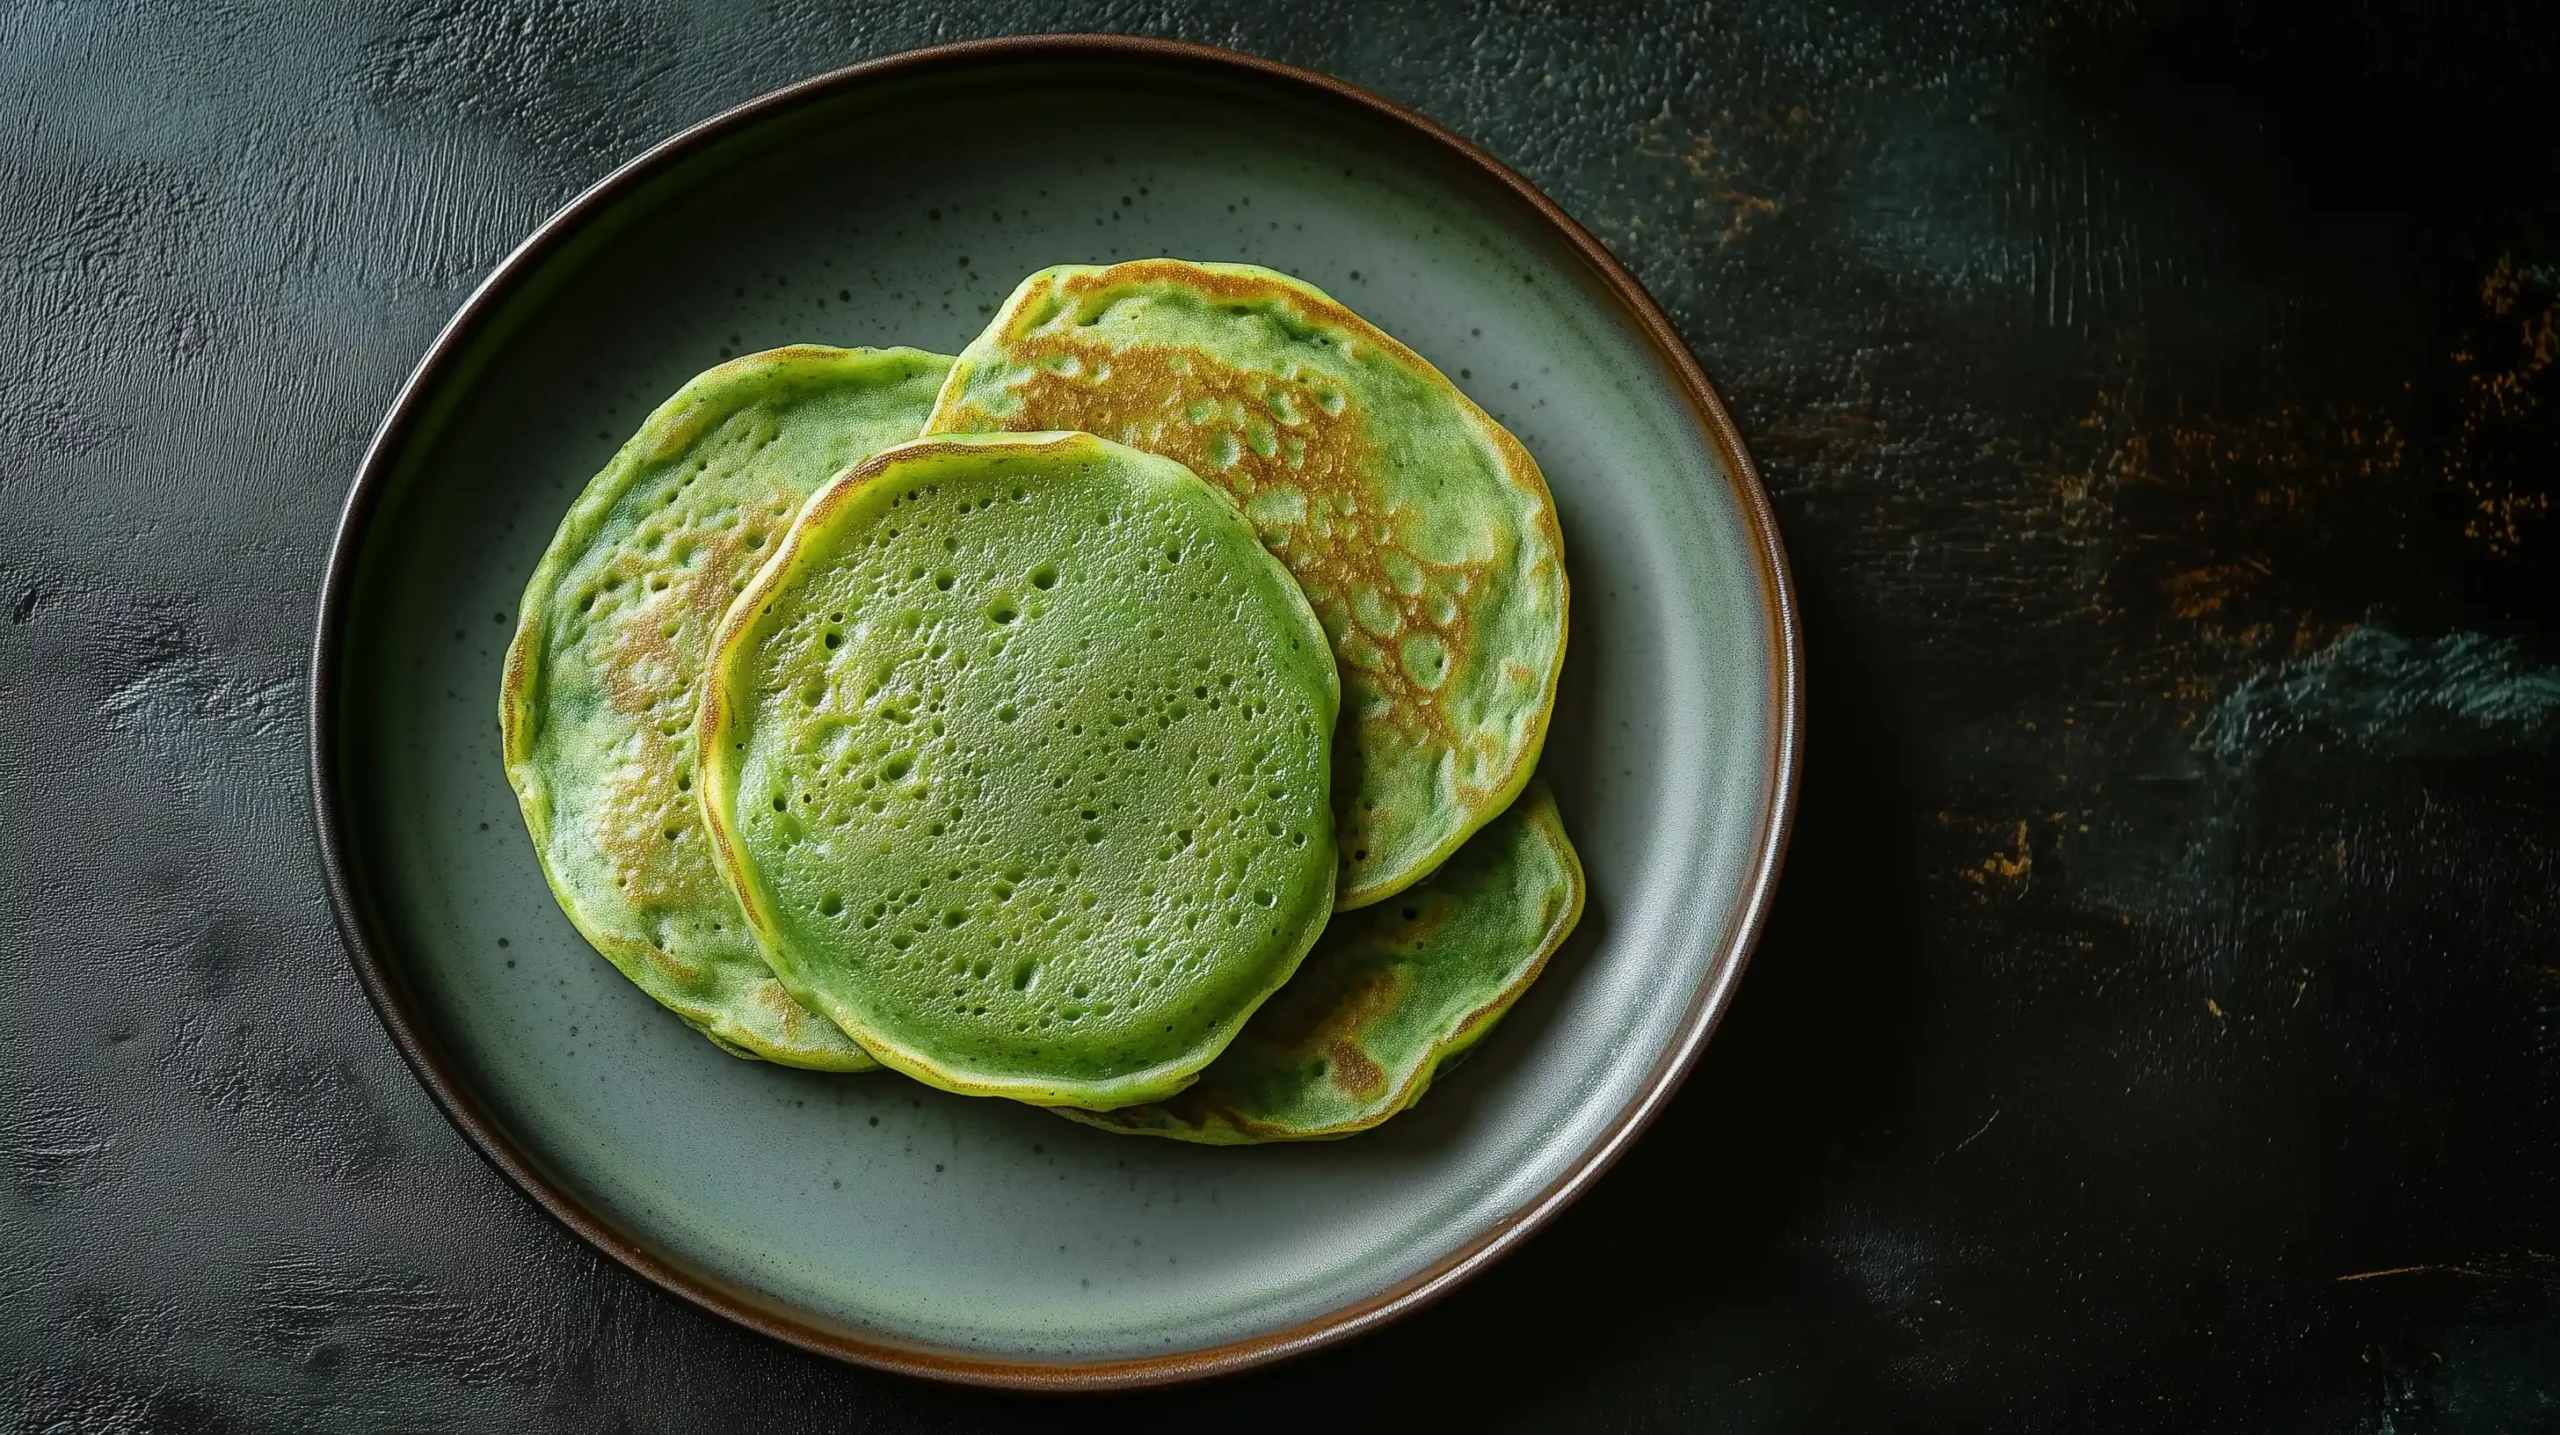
[697,431,1340,1109]
[1060,781,1582,1144]
[501,345,952,1070]
[924,260,1569,911]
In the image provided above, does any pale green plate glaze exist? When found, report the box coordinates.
[312,37,1798,1391]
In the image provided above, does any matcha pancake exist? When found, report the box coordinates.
[1062,781,1581,1144]
[924,260,1569,910]
[501,345,952,1069]
[697,432,1340,1109]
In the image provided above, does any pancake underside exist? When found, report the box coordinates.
[502,346,953,1070]
[926,261,1568,910]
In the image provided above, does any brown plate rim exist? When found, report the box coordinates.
[306,32,1803,1394]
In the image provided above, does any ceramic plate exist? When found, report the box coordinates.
[311,37,1798,1389]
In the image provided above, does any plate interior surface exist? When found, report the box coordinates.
[326,50,1785,1372]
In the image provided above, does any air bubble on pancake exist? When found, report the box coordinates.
[1353,586,1401,638]
[1399,633,1448,690]
[1246,488,1306,529]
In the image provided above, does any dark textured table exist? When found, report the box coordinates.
[7,2,2557,1429]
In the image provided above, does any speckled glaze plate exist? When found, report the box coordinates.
[311,37,1798,1390]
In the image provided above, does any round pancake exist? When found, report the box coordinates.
[501,345,952,1070]
[1060,781,1582,1144]
[696,431,1340,1109]
[923,260,1569,910]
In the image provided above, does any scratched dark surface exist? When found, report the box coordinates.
[6,1,2559,1429]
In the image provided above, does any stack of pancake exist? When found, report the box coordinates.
[501,260,1580,1143]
